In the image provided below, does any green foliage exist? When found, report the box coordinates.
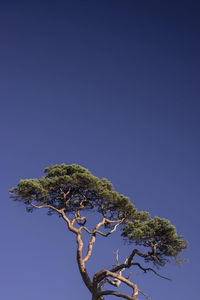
[10,163,187,266]
[122,216,188,266]
[10,163,139,220]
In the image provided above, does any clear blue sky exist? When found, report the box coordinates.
[1,1,199,299]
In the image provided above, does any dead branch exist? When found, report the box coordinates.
[131,263,171,280]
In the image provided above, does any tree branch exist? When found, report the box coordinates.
[110,248,158,274]
[29,202,62,214]
[82,219,124,263]
[83,218,106,263]
[97,290,136,300]
[76,232,93,292]
[105,218,125,224]
[97,270,151,300]
[103,270,138,296]
[30,200,93,293]
[108,250,171,281]
[29,201,79,235]
[80,219,123,237]
[98,250,128,289]
[98,289,150,300]
[131,263,171,281]
[94,269,139,298]
[59,187,71,200]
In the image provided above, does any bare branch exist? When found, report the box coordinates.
[71,194,88,226]
[97,270,150,300]
[110,248,159,274]
[82,218,123,265]
[98,251,126,290]
[105,218,125,224]
[71,213,87,226]
[76,216,87,226]
[109,257,170,281]
[138,290,151,300]
[29,201,79,235]
[99,277,121,288]
[29,202,62,214]
[113,249,120,265]
[131,263,171,281]
[60,210,79,234]
[59,187,71,200]
[83,218,106,263]
[98,290,135,300]
[82,219,124,263]
[64,193,74,207]
[97,269,139,298]
[79,193,87,208]
[81,219,124,237]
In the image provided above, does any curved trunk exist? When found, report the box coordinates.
[76,232,93,293]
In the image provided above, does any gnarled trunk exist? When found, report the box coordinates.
[76,232,93,293]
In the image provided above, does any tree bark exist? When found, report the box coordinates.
[76,232,93,292]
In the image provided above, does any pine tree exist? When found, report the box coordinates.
[10,164,188,300]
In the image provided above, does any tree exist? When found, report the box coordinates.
[10,164,187,300]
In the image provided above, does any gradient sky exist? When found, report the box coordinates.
[1,1,200,299]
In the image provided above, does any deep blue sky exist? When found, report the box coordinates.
[1,1,200,299]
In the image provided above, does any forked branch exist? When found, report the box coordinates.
[83,218,106,263]
[82,218,124,263]
[81,219,124,237]
[110,248,159,274]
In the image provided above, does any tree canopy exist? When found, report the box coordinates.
[10,164,188,300]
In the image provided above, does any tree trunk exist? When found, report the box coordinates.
[91,294,104,300]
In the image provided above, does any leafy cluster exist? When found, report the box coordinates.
[10,164,140,220]
[10,163,187,267]
[122,217,188,266]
